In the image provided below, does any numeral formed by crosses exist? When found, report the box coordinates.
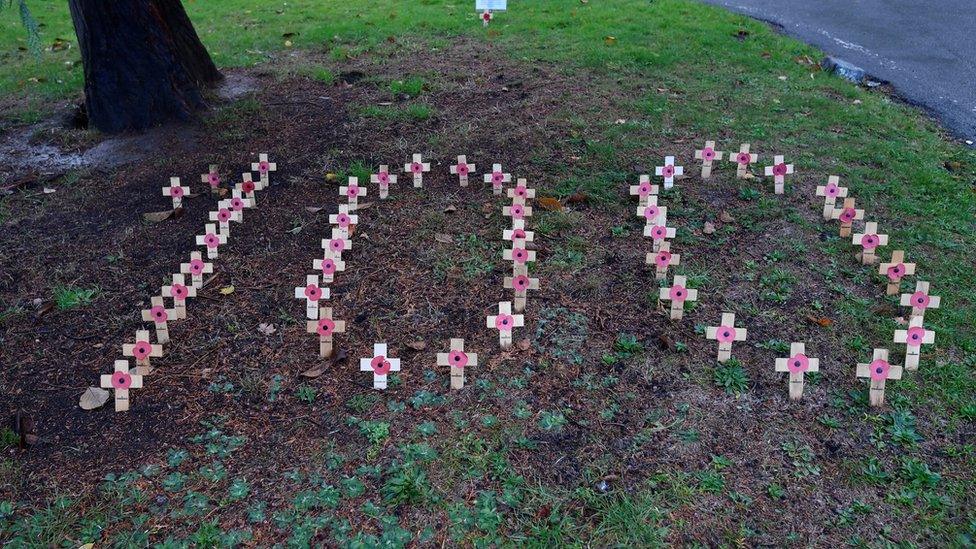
[237,173,258,204]
[878,250,916,295]
[162,273,196,320]
[487,301,525,349]
[503,243,537,268]
[504,265,540,312]
[196,223,227,259]
[629,174,659,206]
[122,329,163,376]
[251,153,276,188]
[450,155,476,187]
[360,343,400,390]
[481,9,492,26]
[101,360,143,412]
[484,163,511,195]
[646,212,676,253]
[313,253,346,284]
[437,338,479,389]
[852,221,889,265]
[655,156,683,189]
[180,251,213,289]
[163,177,189,209]
[209,200,241,237]
[729,144,758,179]
[371,165,397,199]
[815,176,848,221]
[503,219,535,245]
[141,295,177,344]
[201,164,221,195]
[340,177,367,208]
[694,140,724,179]
[507,178,536,205]
[321,228,352,260]
[829,197,864,238]
[659,275,698,320]
[856,348,902,407]
[647,240,680,281]
[893,316,935,371]
[764,155,794,195]
[295,274,329,320]
[706,313,747,363]
[637,195,667,226]
[900,280,940,320]
[306,306,346,358]
[329,204,359,239]
[774,342,819,401]
[503,202,533,223]
[404,153,430,188]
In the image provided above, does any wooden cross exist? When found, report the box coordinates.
[829,197,864,238]
[503,243,537,267]
[484,163,511,195]
[161,273,196,320]
[507,178,536,205]
[503,221,535,244]
[339,177,367,208]
[322,229,352,259]
[646,213,676,252]
[706,312,747,363]
[856,348,902,407]
[487,301,524,349]
[450,155,476,187]
[437,338,479,389]
[764,155,794,194]
[659,275,698,320]
[180,251,213,289]
[230,189,254,215]
[481,9,492,26]
[894,316,935,371]
[141,295,177,344]
[503,202,533,223]
[196,223,227,259]
[101,360,143,412]
[251,153,276,188]
[305,306,345,358]
[647,240,679,281]
[900,280,940,320]
[655,156,683,189]
[294,274,329,320]
[694,140,724,179]
[815,176,848,221]
[329,204,358,239]
[122,329,163,376]
[313,253,346,284]
[201,164,221,195]
[403,153,430,188]
[637,195,666,226]
[729,144,758,179]
[852,221,889,265]
[237,173,258,204]
[360,343,400,389]
[504,265,540,312]
[629,174,659,206]
[878,250,916,295]
[774,342,819,400]
[163,177,189,209]
[209,200,241,237]
[370,165,397,199]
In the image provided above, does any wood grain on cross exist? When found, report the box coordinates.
[329,204,358,239]
[294,274,329,320]
[161,273,196,320]
[209,200,241,237]
[878,250,916,295]
[141,295,176,344]
[196,223,227,259]
[360,343,400,390]
[816,176,848,221]
[774,342,819,400]
[201,164,220,195]
[856,348,902,407]
[101,360,143,412]
[306,306,345,358]
[647,240,680,281]
[900,280,940,320]
[180,251,213,289]
[655,156,683,189]
[893,316,935,371]
[852,221,889,265]
[507,178,536,205]
[404,153,430,188]
[659,275,697,320]
[504,264,540,312]
[729,143,758,179]
[371,165,397,199]
[487,301,524,349]
[450,155,476,187]
[237,173,258,204]
[251,153,276,188]
[706,312,747,363]
[162,177,189,209]
[484,163,511,195]
[694,140,724,179]
[629,174,659,206]
[321,229,352,260]
[122,329,162,376]
[437,338,478,390]
[313,253,346,284]
[503,202,533,223]
[763,155,794,194]
[830,197,864,238]
[340,177,367,209]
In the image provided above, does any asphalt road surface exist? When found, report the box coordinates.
[700,0,976,143]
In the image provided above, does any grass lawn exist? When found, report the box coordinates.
[1,0,974,546]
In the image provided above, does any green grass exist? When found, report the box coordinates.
[52,284,97,310]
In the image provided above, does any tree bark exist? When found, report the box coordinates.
[68,0,222,133]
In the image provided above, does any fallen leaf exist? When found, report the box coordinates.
[325,172,337,182]
[406,340,427,351]
[301,366,325,378]
[219,285,235,295]
[720,210,735,223]
[305,206,324,214]
[658,334,677,351]
[143,208,183,223]
[434,233,453,244]
[36,301,55,318]
[303,349,348,377]
[257,323,276,335]
[79,387,110,410]
[537,197,563,211]
[603,36,616,46]
[443,205,457,213]
[703,221,716,235]
[806,315,833,327]
[566,192,589,205]
[288,225,303,235]
[517,338,531,351]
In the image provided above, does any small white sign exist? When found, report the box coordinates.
[476,0,507,10]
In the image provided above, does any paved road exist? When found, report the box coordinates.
[700,0,976,143]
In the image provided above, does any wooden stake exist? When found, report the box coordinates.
[852,221,889,265]
[484,163,511,195]
[504,265,540,312]
[856,348,902,407]
[100,360,143,412]
[893,316,935,370]
[486,301,525,349]
[878,250,916,295]
[161,273,196,320]
[196,223,227,259]
[403,153,430,188]
[900,280,941,321]
[294,274,329,320]
[659,275,698,320]
[437,338,479,389]
[122,330,163,376]
[370,165,397,199]
[179,251,213,289]
[360,343,400,390]
[450,155,476,187]
[306,306,346,358]
[705,312,747,363]
[647,240,680,280]
[162,177,189,209]
[829,197,864,238]
[729,143,758,179]
[655,156,683,189]
[774,342,819,400]
[141,295,176,344]
[694,140,724,179]
[815,176,848,221]
[251,153,277,188]
[763,155,794,194]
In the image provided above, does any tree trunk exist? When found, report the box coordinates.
[68,0,222,133]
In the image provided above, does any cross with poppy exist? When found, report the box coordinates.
[647,240,680,281]
[893,316,935,371]
[196,223,227,259]
[481,9,492,26]
[503,243,536,268]
[694,140,724,179]
[230,189,254,221]
[504,265,540,312]
[503,219,535,245]
[763,155,794,194]
[313,253,346,284]
[729,143,758,179]
[403,153,430,188]
[321,228,352,260]
[163,177,189,209]
[659,275,697,320]
[637,195,667,226]
[141,295,177,344]
[856,348,902,407]
[487,301,525,349]
[371,165,397,199]
[201,164,221,195]
[815,176,848,221]
[339,177,367,209]
[122,329,163,376]
[209,199,241,237]
[437,338,479,389]
[852,221,888,265]
[360,343,400,389]
[878,250,916,295]
[829,197,864,238]
[161,273,196,320]
[507,178,536,205]
[305,306,346,358]
[629,174,658,206]
[237,173,258,204]
[655,156,683,189]
[645,213,676,253]
[101,360,143,412]
[450,155,476,187]
[180,251,214,289]
[774,342,819,400]
[503,202,533,222]
[294,274,329,320]
[484,163,511,195]
[900,280,940,320]
[251,153,276,188]
[706,312,748,363]
[329,204,358,239]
